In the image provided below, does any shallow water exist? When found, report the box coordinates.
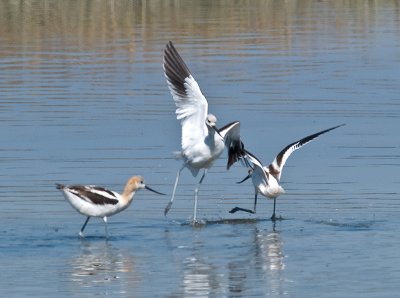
[1,1,400,297]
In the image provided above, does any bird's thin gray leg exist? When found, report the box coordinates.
[79,216,90,238]
[253,192,258,213]
[103,216,109,238]
[165,164,186,216]
[193,169,207,222]
[271,199,277,221]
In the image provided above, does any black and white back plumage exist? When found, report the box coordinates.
[56,184,119,206]
[57,176,165,237]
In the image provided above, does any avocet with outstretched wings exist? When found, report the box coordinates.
[163,41,246,223]
[230,124,345,221]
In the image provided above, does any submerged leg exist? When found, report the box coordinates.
[193,169,207,222]
[271,198,277,221]
[164,165,185,216]
[229,192,258,214]
[79,216,90,238]
[253,193,258,213]
[103,216,109,238]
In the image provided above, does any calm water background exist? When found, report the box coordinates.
[0,0,399,297]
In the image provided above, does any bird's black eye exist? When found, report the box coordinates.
[140,180,144,184]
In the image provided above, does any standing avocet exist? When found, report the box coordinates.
[57,176,164,237]
[163,41,246,223]
[230,124,345,221]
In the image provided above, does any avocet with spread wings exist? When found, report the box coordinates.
[163,41,246,223]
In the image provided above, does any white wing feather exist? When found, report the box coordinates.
[245,151,269,185]
[164,42,209,153]
[175,76,208,152]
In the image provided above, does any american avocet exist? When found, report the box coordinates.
[230,124,345,221]
[163,41,246,223]
[56,176,165,237]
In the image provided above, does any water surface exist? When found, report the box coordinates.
[1,1,399,297]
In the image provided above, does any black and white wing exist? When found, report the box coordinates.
[163,41,208,153]
[244,149,270,184]
[267,124,345,181]
[218,121,246,169]
[57,184,119,205]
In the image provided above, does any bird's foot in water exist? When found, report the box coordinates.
[229,207,255,214]
[271,214,284,221]
[164,201,173,216]
[190,218,207,227]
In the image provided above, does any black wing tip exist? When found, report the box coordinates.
[164,41,176,60]
[56,183,65,190]
[227,140,247,169]
[313,123,346,138]
[218,121,240,134]
[220,121,244,170]
[166,40,175,51]
[329,123,346,131]
[163,41,184,66]
[296,123,346,146]
[163,41,192,96]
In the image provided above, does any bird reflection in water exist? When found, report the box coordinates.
[68,241,139,293]
[254,224,286,295]
[227,224,286,295]
[182,256,220,297]
[164,223,287,296]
